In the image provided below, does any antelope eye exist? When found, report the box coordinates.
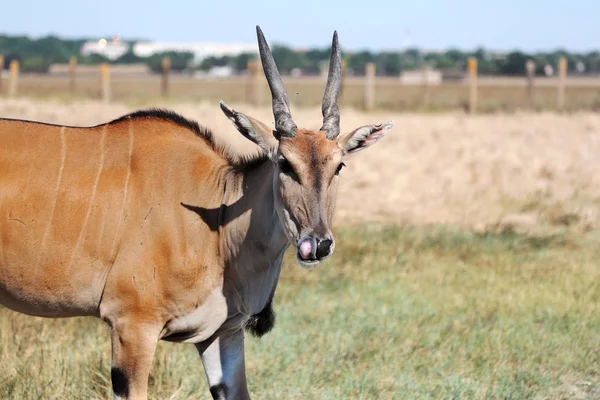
[335,162,346,176]
[279,158,293,174]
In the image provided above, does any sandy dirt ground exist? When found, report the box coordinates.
[1,98,599,229]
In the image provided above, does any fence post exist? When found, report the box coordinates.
[467,57,478,114]
[246,59,262,106]
[161,56,171,99]
[525,60,535,107]
[320,61,328,80]
[100,63,111,103]
[364,62,375,111]
[557,57,567,110]
[8,60,19,99]
[246,60,256,105]
[0,55,3,93]
[69,56,77,95]
[255,59,264,107]
[421,65,430,108]
[339,59,347,99]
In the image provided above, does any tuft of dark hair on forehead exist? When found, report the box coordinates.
[108,108,269,171]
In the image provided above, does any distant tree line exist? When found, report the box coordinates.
[1,34,600,76]
[0,35,196,73]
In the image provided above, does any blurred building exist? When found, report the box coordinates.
[399,68,442,85]
[80,36,257,63]
[193,65,236,78]
[132,42,257,62]
[80,36,129,60]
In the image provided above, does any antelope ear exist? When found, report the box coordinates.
[220,101,278,159]
[338,121,394,155]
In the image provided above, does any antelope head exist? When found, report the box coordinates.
[221,26,393,269]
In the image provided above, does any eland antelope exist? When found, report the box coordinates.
[0,26,393,399]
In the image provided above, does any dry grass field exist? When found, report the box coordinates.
[0,98,599,399]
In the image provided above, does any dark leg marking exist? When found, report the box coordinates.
[244,296,276,338]
[111,367,129,398]
[210,383,228,399]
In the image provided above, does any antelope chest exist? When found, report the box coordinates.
[161,248,285,343]
[230,247,285,312]
[161,288,229,343]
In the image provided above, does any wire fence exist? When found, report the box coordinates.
[2,57,600,112]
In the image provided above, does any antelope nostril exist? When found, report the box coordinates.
[316,239,333,259]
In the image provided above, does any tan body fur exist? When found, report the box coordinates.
[0,115,286,398]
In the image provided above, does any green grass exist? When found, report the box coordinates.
[0,225,599,399]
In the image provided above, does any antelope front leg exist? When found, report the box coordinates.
[108,319,161,400]
[196,330,250,400]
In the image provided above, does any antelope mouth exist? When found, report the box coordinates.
[295,236,334,269]
[296,255,321,269]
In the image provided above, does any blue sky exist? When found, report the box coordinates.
[2,0,597,52]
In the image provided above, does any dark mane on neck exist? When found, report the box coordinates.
[108,108,208,138]
[109,108,269,172]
